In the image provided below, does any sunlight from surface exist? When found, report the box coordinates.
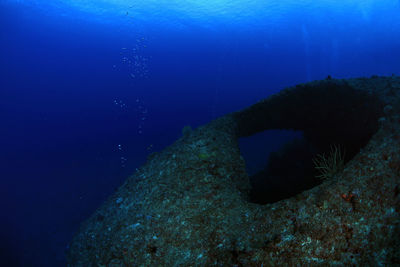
[4,0,400,29]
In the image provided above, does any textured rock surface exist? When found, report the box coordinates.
[67,76,400,266]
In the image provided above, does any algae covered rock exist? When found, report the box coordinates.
[67,76,400,266]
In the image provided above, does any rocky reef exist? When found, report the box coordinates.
[67,76,400,266]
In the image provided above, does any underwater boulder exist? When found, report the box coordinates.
[67,76,400,266]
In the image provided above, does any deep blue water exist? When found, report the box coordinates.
[1,0,400,265]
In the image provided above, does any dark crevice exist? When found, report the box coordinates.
[235,79,384,205]
[246,134,368,205]
[249,137,320,204]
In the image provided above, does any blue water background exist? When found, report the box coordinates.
[1,0,400,265]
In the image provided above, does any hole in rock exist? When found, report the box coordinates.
[235,81,384,205]
[240,127,377,205]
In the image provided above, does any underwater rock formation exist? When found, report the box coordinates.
[67,76,400,266]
